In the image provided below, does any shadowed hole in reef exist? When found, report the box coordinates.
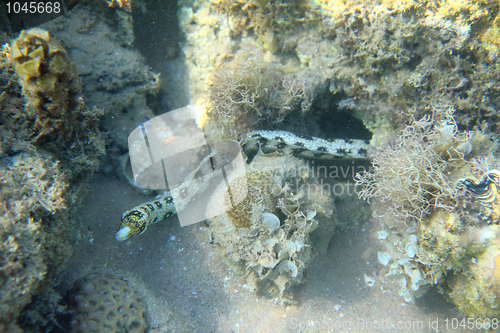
[271,80,372,141]
[315,80,372,141]
[243,80,373,165]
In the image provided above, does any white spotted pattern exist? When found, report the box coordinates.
[244,130,370,159]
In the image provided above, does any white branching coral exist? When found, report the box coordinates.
[355,115,475,222]
[356,115,500,306]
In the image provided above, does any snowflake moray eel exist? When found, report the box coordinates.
[243,130,370,159]
[116,130,371,241]
[116,195,176,241]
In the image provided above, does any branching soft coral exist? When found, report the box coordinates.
[205,46,313,142]
[355,116,482,222]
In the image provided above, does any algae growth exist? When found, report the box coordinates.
[3,0,500,330]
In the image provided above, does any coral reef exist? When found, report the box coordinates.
[212,0,312,52]
[297,0,500,143]
[174,0,500,316]
[355,116,500,316]
[177,0,500,150]
[10,28,81,141]
[42,4,160,152]
[206,153,334,304]
[67,273,150,333]
[204,46,313,143]
[0,29,105,330]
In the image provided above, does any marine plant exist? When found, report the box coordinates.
[0,29,105,330]
[355,115,500,315]
[204,46,313,143]
[212,0,311,52]
[356,115,481,223]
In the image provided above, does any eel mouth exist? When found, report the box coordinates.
[116,226,131,241]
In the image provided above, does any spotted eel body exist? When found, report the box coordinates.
[116,129,371,241]
[243,130,370,159]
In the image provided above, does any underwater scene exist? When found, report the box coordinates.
[2,0,500,332]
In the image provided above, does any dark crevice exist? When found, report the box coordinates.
[274,81,372,141]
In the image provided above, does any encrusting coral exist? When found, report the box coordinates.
[0,29,105,331]
[355,115,500,317]
[207,153,333,304]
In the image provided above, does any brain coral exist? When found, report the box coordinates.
[67,273,150,333]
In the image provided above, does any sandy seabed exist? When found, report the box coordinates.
[59,173,478,333]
